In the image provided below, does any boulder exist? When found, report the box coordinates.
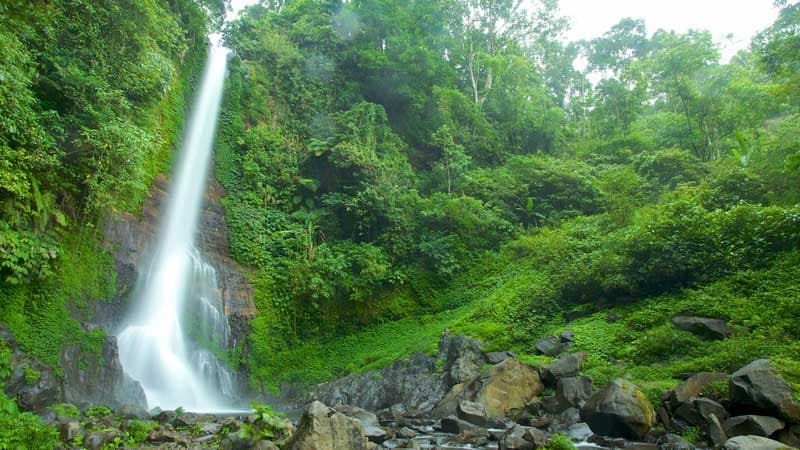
[534,336,563,357]
[486,351,515,365]
[673,401,705,426]
[314,332,487,412]
[730,359,800,423]
[60,421,84,443]
[148,428,191,446]
[540,353,588,385]
[671,316,732,340]
[664,372,728,410]
[580,379,656,440]
[499,424,546,450]
[201,422,223,435]
[253,441,280,450]
[85,430,121,450]
[776,428,800,448]
[440,415,489,438]
[708,413,728,447]
[431,383,468,418]
[439,332,487,386]
[286,401,370,450]
[117,403,150,420]
[475,358,544,418]
[154,410,178,424]
[364,425,388,444]
[725,415,785,438]
[567,422,594,441]
[560,330,575,343]
[695,398,729,422]
[657,433,695,450]
[221,430,256,450]
[556,376,593,407]
[457,400,488,427]
[560,406,582,427]
[723,435,794,450]
[334,404,379,428]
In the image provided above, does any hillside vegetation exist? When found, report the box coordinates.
[213,0,800,399]
[0,0,799,446]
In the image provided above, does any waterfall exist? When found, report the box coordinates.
[117,39,238,412]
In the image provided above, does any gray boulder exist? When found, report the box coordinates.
[580,379,656,440]
[695,398,729,422]
[486,351,515,365]
[658,433,695,450]
[534,336,563,357]
[439,332,487,386]
[499,424,546,450]
[433,357,543,419]
[708,413,728,447]
[541,352,588,385]
[664,372,728,410]
[556,376,593,408]
[285,401,369,450]
[457,400,488,427]
[730,359,800,423]
[333,405,386,444]
[671,316,733,340]
[440,415,489,438]
[567,422,594,441]
[60,421,85,443]
[315,331,487,412]
[723,435,795,450]
[725,415,785,438]
[85,430,121,450]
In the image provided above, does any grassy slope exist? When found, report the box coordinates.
[256,249,800,406]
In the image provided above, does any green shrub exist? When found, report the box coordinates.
[546,433,577,450]
[0,393,59,449]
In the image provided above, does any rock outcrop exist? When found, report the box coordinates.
[60,333,147,410]
[671,316,732,340]
[724,414,785,438]
[314,352,446,412]
[580,379,656,439]
[540,352,587,385]
[1,325,61,411]
[315,331,488,412]
[101,176,256,325]
[286,401,370,450]
[474,358,544,418]
[723,435,794,450]
[730,359,800,423]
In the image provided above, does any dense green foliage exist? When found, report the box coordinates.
[0,0,215,429]
[0,0,214,285]
[214,0,800,395]
[1,0,799,434]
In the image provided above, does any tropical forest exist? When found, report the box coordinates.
[1,0,800,448]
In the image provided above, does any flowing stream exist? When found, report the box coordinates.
[117,39,237,412]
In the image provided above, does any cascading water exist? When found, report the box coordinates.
[117,38,237,412]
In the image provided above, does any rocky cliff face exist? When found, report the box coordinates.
[60,333,147,410]
[100,174,255,332]
[96,174,256,399]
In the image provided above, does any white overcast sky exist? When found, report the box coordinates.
[558,0,781,61]
[230,0,781,61]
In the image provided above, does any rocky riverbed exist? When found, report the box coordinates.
[9,330,799,449]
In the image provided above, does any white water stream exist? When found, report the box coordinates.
[117,39,236,412]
